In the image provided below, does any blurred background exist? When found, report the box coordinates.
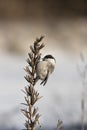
[0,0,87,130]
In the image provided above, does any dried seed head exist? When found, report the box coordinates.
[22,36,45,130]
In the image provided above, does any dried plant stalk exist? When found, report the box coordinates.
[57,120,63,130]
[22,36,44,130]
[80,53,86,130]
[77,52,87,130]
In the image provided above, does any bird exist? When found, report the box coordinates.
[36,54,56,86]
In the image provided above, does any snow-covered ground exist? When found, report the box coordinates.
[0,51,87,129]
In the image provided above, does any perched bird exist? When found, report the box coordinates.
[36,54,56,86]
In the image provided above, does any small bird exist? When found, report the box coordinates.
[36,54,56,86]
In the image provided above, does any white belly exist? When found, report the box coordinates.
[36,61,48,80]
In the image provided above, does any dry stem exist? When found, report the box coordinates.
[22,36,44,130]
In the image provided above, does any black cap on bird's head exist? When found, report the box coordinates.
[43,54,56,62]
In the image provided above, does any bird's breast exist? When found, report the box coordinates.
[36,61,48,80]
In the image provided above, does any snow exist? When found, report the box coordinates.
[0,51,87,129]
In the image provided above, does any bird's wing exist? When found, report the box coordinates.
[40,70,49,86]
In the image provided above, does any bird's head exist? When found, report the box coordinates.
[43,54,56,66]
